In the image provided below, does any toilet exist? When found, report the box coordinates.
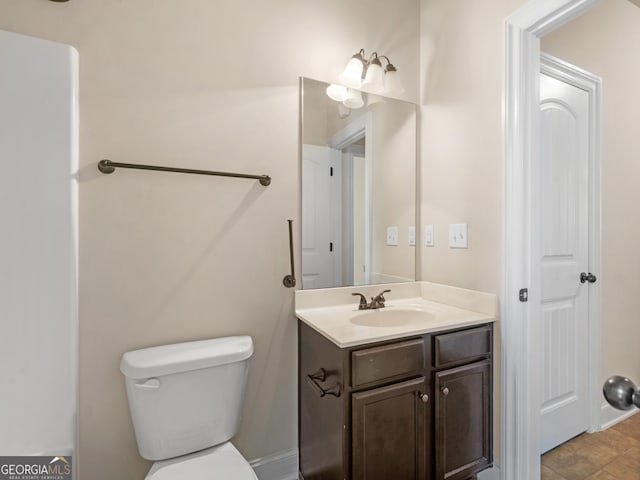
[120,336,258,479]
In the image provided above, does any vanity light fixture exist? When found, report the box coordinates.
[338,48,404,95]
[326,49,403,111]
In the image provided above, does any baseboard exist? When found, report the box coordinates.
[599,401,639,431]
[250,448,298,480]
[478,465,501,480]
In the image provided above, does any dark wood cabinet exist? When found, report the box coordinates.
[352,377,429,480]
[434,361,492,480]
[298,321,493,480]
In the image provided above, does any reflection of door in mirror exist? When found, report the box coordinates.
[300,77,416,289]
[301,144,341,289]
[301,120,371,289]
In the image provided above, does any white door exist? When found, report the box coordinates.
[538,69,591,453]
[301,144,340,288]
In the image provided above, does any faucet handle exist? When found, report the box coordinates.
[377,289,391,302]
[352,293,368,309]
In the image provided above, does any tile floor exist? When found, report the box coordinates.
[541,413,640,479]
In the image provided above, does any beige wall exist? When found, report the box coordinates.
[542,0,640,399]
[419,0,523,294]
[0,1,419,478]
[370,100,417,282]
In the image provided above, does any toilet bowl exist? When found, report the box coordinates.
[120,336,256,479]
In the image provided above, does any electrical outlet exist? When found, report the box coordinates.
[408,226,416,246]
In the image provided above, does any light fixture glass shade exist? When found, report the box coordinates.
[339,57,364,89]
[343,89,364,109]
[384,69,404,96]
[326,84,349,102]
[361,62,384,94]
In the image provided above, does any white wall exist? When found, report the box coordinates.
[0,30,78,456]
[0,1,419,478]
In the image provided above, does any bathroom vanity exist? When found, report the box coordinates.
[296,283,496,480]
[298,80,495,479]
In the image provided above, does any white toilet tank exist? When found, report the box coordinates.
[120,336,253,461]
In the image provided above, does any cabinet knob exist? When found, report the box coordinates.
[441,386,450,396]
[419,392,429,403]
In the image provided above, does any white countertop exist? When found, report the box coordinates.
[295,282,497,348]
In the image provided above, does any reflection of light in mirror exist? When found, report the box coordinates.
[337,103,351,119]
[343,89,364,109]
[326,84,348,102]
[326,84,366,109]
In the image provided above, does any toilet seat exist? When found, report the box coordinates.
[146,442,257,480]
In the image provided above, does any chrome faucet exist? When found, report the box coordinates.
[352,289,391,310]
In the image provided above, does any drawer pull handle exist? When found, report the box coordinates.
[418,392,429,403]
[306,369,341,398]
[441,386,450,396]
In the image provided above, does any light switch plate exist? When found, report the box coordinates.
[424,225,434,247]
[408,226,416,246]
[449,223,468,248]
[386,226,399,246]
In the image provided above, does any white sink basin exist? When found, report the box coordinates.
[349,308,435,327]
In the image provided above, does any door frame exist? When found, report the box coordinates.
[503,1,602,479]
[341,144,366,285]
[329,113,374,284]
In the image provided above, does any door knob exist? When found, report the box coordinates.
[441,386,449,396]
[418,392,429,403]
[580,272,597,284]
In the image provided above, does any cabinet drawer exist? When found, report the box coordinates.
[351,338,424,388]
[434,325,491,369]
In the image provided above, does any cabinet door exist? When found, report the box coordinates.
[352,377,430,480]
[435,360,491,480]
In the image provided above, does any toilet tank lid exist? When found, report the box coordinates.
[120,336,253,379]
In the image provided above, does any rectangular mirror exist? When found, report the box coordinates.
[300,77,417,289]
